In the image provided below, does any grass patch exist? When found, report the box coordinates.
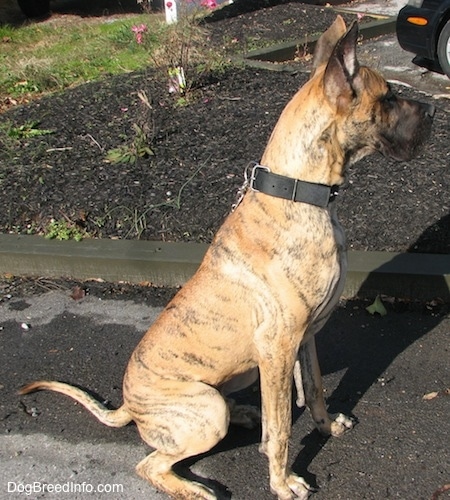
[0,9,229,108]
[0,13,165,103]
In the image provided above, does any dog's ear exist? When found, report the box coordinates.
[311,15,347,76]
[322,21,360,112]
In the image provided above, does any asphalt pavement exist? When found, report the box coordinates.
[0,284,448,500]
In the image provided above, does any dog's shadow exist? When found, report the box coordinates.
[177,214,449,497]
[293,212,449,487]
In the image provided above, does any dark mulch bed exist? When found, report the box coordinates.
[0,1,449,254]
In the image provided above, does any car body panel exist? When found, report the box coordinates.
[397,0,450,62]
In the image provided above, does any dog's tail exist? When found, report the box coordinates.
[19,381,132,428]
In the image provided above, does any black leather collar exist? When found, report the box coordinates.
[250,164,339,208]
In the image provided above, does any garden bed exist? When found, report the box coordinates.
[0,1,448,254]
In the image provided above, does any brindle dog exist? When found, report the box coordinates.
[20,17,434,500]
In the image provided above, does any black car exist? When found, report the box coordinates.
[397,0,450,77]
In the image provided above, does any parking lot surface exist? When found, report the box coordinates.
[1,286,448,499]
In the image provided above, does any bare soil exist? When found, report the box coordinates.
[1,0,449,254]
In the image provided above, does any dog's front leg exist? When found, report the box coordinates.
[259,353,311,500]
[299,338,353,437]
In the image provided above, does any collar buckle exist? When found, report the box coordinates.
[291,178,299,202]
[249,163,270,192]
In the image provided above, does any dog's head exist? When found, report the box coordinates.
[312,16,435,164]
[261,18,434,186]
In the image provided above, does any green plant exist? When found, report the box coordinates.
[175,96,189,107]
[366,295,388,316]
[7,120,53,140]
[44,219,86,241]
[106,89,155,164]
[0,120,54,165]
[106,124,154,164]
[138,2,226,99]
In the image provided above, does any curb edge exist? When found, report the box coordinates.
[1,234,449,301]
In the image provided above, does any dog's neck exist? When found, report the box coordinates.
[260,79,347,187]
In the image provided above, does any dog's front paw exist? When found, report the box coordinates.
[271,473,311,500]
[329,412,354,437]
[286,473,312,499]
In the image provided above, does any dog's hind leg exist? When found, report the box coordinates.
[131,380,229,499]
[136,451,216,500]
[299,338,353,437]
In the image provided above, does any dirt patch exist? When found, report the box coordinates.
[1,1,449,254]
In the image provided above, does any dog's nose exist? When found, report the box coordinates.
[424,103,436,118]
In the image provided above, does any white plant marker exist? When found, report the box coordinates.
[164,0,178,24]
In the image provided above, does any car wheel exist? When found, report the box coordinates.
[437,20,450,78]
[17,0,50,18]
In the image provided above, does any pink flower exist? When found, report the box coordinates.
[201,0,217,9]
[132,24,147,34]
[131,24,148,44]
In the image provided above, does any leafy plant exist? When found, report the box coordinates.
[106,124,154,164]
[106,90,155,164]
[144,2,227,99]
[44,219,86,242]
[7,120,53,140]
[366,295,388,316]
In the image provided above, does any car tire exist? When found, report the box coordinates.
[437,20,450,78]
[17,0,50,18]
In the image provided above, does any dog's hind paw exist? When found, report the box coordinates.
[330,412,354,437]
[228,401,261,429]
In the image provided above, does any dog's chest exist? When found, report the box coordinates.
[307,205,347,337]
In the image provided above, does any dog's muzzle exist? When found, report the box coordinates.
[423,102,436,119]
